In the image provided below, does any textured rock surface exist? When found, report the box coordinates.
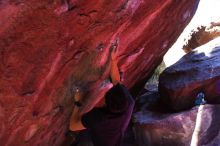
[0,0,199,145]
[159,37,220,111]
[133,104,220,146]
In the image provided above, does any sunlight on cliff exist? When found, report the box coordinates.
[164,0,220,66]
[190,105,204,146]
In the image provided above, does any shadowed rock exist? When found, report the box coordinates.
[159,37,220,111]
[133,104,220,146]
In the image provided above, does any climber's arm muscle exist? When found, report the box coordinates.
[69,106,86,131]
[69,89,85,131]
[110,59,120,85]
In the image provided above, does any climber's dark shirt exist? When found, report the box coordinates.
[82,84,134,146]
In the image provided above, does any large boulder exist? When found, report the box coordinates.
[0,0,199,145]
[133,104,220,146]
[159,37,220,111]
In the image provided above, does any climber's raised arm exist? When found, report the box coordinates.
[110,45,120,85]
[69,89,85,131]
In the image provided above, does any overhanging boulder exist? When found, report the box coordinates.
[0,0,199,145]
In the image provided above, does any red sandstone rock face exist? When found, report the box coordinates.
[159,37,220,111]
[0,0,199,145]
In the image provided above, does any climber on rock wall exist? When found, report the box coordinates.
[69,46,135,146]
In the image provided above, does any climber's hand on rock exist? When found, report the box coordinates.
[74,88,81,102]
[110,43,118,61]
